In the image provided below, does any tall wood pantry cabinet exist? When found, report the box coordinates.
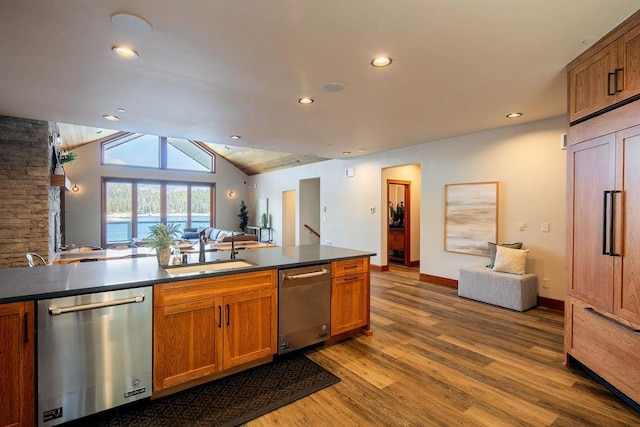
[565,8,640,408]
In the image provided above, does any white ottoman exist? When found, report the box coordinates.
[458,265,538,311]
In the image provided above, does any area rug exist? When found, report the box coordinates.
[72,353,339,427]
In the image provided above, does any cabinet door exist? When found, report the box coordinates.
[567,133,615,311]
[153,298,221,391]
[0,301,34,427]
[222,288,275,370]
[615,125,640,323]
[331,273,369,336]
[568,43,619,123]
[617,24,640,104]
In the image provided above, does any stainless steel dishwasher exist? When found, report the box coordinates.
[278,264,331,354]
[36,286,153,426]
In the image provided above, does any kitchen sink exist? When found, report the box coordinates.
[164,260,255,275]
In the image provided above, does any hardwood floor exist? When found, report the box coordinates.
[248,265,640,426]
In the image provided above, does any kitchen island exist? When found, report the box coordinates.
[0,245,373,427]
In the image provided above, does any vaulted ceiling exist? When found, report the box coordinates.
[2,1,639,174]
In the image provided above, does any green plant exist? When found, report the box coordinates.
[59,151,79,165]
[238,200,249,232]
[145,223,181,250]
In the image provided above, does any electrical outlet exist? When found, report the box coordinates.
[325,240,332,246]
[541,222,550,232]
[542,278,550,289]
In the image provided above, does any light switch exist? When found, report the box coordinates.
[541,222,550,232]
[518,222,526,231]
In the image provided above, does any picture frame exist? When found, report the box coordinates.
[444,181,498,256]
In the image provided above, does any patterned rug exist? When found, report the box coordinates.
[69,353,339,427]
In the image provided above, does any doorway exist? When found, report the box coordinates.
[299,178,320,245]
[282,190,296,247]
[387,180,410,266]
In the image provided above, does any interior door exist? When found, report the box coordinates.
[387,180,410,266]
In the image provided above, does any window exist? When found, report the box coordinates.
[102,134,215,172]
[103,178,214,246]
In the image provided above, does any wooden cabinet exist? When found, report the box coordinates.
[331,257,370,336]
[566,96,640,404]
[153,270,277,393]
[0,301,35,427]
[568,14,640,123]
[388,228,406,264]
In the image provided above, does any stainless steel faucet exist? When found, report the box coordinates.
[230,232,238,260]
[199,230,206,262]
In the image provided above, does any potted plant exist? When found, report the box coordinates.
[238,200,249,233]
[146,223,181,265]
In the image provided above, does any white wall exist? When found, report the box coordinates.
[63,140,249,246]
[251,116,567,301]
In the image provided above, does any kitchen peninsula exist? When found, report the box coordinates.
[0,244,373,427]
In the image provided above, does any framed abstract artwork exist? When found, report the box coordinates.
[444,181,498,256]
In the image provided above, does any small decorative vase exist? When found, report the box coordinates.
[156,248,171,266]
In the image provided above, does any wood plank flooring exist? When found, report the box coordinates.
[247,266,640,426]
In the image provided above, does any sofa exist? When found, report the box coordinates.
[182,227,258,243]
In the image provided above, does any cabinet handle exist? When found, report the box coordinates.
[607,71,617,96]
[614,68,624,93]
[602,191,621,256]
[218,306,222,328]
[585,307,640,333]
[609,190,621,257]
[602,191,610,255]
[226,304,230,326]
[23,312,29,344]
[343,275,359,282]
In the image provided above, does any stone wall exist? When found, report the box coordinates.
[0,115,54,268]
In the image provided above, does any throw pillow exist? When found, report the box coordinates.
[487,242,523,268]
[492,245,529,275]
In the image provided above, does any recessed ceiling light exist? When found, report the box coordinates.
[506,112,523,118]
[102,114,120,121]
[298,97,314,105]
[112,46,139,59]
[342,151,352,155]
[230,135,241,140]
[117,108,126,113]
[371,56,392,67]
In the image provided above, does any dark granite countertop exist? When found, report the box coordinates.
[0,245,375,303]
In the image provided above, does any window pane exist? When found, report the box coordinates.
[105,182,132,243]
[137,183,161,238]
[167,184,188,231]
[103,134,160,168]
[167,138,212,172]
[191,186,212,228]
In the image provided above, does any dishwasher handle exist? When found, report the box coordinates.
[49,294,145,315]
[283,269,328,281]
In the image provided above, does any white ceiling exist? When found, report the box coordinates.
[1,1,639,160]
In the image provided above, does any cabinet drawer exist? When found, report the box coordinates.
[569,298,640,402]
[332,258,368,277]
[155,270,277,307]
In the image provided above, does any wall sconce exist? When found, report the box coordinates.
[71,184,80,193]
[228,190,235,198]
